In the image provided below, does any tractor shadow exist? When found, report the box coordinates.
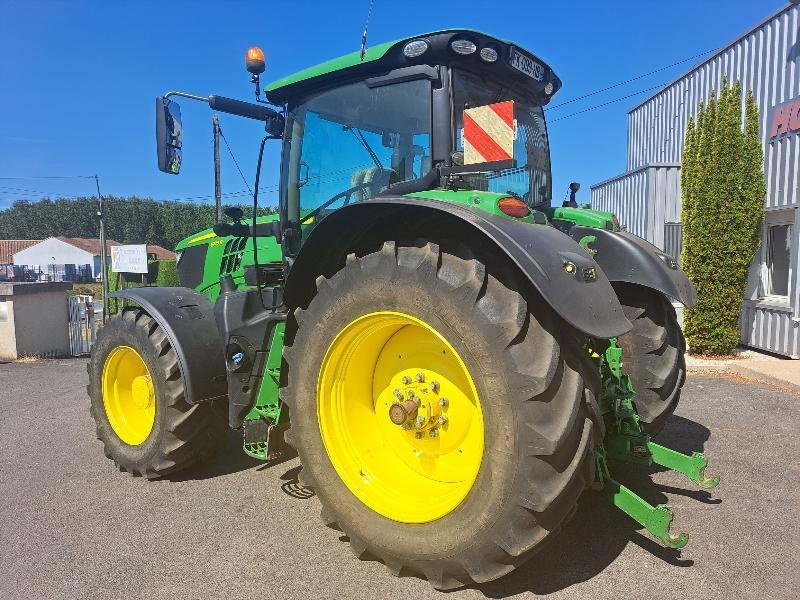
[165,430,272,481]
[474,415,714,598]
[278,465,315,500]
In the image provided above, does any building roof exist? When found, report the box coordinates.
[629,2,798,113]
[52,237,175,260]
[0,239,40,264]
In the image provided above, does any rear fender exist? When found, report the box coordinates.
[108,287,227,403]
[570,227,697,307]
[284,197,632,339]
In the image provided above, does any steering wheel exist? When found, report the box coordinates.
[300,182,373,224]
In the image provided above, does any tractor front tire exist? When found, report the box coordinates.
[281,241,600,589]
[615,284,686,435]
[87,308,224,478]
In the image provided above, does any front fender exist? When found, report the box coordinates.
[284,197,632,339]
[108,287,227,403]
[570,227,697,307]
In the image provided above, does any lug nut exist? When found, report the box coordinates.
[429,428,439,438]
[429,380,440,393]
[415,415,426,428]
[415,432,423,439]
[415,372,425,383]
[438,397,449,407]
[407,389,416,400]
[402,423,412,430]
[393,389,404,400]
[437,415,448,426]
[401,375,411,385]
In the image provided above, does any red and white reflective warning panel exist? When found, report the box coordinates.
[463,100,515,164]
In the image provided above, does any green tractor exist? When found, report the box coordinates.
[88,30,718,588]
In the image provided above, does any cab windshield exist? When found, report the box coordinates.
[283,78,432,223]
[452,69,551,207]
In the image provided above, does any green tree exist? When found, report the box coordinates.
[0,195,275,250]
[680,78,766,355]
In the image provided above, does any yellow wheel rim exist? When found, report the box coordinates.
[102,346,156,446]
[317,311,484,523]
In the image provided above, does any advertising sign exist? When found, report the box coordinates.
[110,245,148,274]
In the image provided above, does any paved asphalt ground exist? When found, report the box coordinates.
[1,359,798,600]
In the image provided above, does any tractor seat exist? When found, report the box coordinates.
[351,167,398,203]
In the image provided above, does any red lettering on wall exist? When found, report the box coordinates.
[770,103,793,137]
[790,101,800,131]
[770,99,800,138]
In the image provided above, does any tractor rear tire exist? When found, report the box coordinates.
[87,308,225,478]
[615,284,686,436]
[281,240,601,589]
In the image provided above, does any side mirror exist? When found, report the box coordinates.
[155,97,183,174]
[223,206,245,221]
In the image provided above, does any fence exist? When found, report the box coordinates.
[68,295,98,356]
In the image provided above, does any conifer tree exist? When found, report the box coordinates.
[681,78,766,355]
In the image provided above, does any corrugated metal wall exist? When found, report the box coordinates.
[590,164,681,250]
[591,167,650,239]
[741,301,800,358]
[664,223,683,261]
[626,3,800,209]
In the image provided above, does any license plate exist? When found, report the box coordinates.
[508,47,545,81]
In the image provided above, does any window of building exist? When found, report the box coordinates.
[762,218,793,299]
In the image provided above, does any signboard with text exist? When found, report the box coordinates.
[110,245,148,274]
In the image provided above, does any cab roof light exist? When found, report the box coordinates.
[450,39,477,55]
[498,197,530,218]
[403,39,429,58]
[479,47,499,62]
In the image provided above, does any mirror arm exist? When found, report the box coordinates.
[164,91,209,103]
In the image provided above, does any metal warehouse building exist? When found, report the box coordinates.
[591,2,800,357]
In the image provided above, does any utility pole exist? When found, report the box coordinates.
[94,175,109,323]
[213,114,223,222]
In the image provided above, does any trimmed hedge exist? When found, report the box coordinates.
[680,78,766,355]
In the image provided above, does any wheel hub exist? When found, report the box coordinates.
[388,372,448,437]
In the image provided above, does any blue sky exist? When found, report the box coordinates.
[0,0,785,209]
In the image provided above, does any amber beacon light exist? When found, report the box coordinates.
[246,46,266,75]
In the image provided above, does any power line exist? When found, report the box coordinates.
[548,83,670,123]
[546,47,719,111]
[0,175,97,180]
[218,125,253,194]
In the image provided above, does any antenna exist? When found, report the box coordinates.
[359,0,375,61]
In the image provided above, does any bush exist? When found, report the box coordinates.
[680,78,766,355]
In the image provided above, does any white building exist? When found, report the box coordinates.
[13,237,173,281]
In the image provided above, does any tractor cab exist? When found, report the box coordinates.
[267,30,561,232]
